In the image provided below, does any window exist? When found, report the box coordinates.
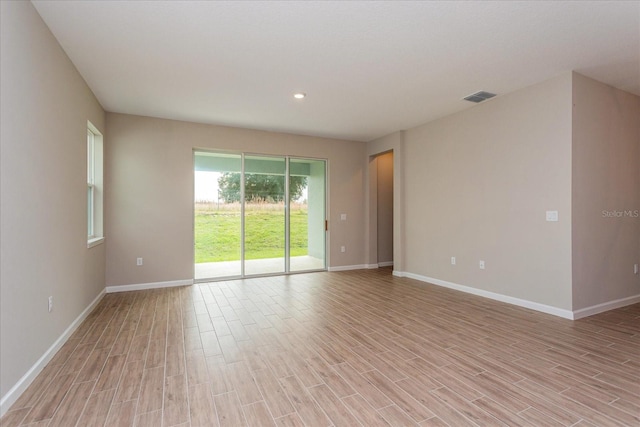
[87,121,104,247]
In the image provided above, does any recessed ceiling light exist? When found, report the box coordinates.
[293,93,306,99]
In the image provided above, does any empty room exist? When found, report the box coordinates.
[1,1,639,426]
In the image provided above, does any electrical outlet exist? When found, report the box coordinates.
[546,210,559,222]
[48,296,53,313]
[137,257,143,266]
[479,260,485,270]
[451,257,456,265]
[340,246,346,253]
[340,214,347,221]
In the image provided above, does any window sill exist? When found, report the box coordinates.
[87,237,105,249]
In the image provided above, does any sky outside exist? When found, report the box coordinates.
[194,171,220,202]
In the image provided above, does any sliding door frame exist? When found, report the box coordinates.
[193,149,328,282]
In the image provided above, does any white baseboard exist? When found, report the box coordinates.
[328,264,367,272]
[106,279,193,293]
[0,289,106,416]
[378,261,394,267]
[572,294,640,319]
[395,271,574,319]
[392,270,404,278]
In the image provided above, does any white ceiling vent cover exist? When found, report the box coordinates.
[463,91,496,103]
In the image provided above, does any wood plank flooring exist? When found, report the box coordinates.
[2,269,639,426]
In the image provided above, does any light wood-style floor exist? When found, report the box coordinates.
[2,269,639,427]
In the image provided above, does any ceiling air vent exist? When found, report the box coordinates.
[463,91,496,103]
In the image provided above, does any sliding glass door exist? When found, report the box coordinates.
[244,155,286,276]
[290,158,326,272]
[194,151,326,280]
[193,152,242,279]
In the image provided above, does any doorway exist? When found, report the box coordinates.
[193,151,326,280]
[376,151,394,266]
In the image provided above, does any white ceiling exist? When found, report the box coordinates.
[32,1,640,142]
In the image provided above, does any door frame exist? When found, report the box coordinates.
[193,149,328,282]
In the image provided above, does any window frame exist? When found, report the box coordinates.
[87,121,104,248]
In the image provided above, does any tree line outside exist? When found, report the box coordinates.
[216,173,308,203]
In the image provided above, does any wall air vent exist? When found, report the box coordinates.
[463,91,496,103]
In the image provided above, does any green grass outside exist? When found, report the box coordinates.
[195,205,308,263]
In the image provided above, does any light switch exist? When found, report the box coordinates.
[340,214,347,220]
[546,211,558,222]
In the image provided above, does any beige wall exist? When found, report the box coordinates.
[0,0,105,401]
[105,113,366,287]
[572,73,640,310]
[376,152,394,264]
[400,74,574,310]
